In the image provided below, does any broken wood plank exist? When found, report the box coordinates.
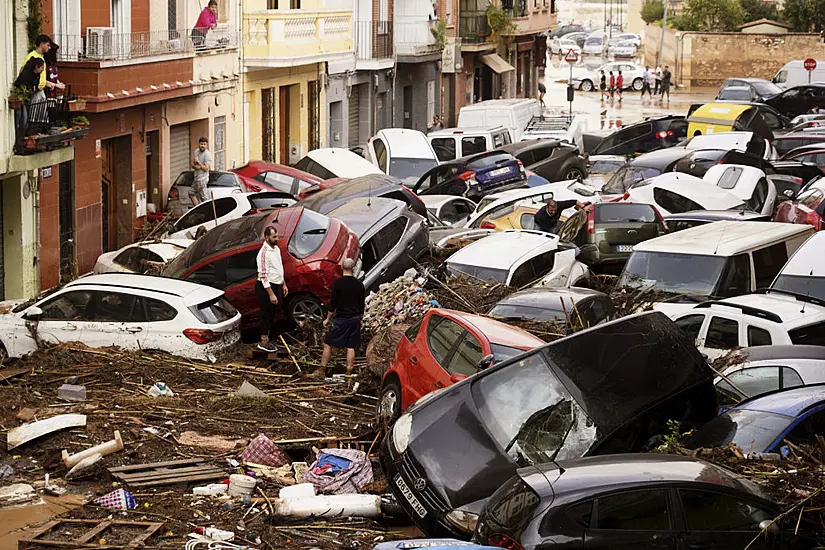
[7,414,86,450]
[273,435,359,445]
[0,366,30,382]
[108,458,204,472]
[109,458,226,488]
[115,467,225,483]
[19,519,163,548]
[126,471,228,487]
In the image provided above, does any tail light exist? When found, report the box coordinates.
[488,534,525,550]
[169,187,179,199]
[183,329,222,344]
[458,170,477,181]
[585,208,595,234]
[652,205,668,233]
[621,191,631,201]
[516,159,526,173]
[244,208,263,216]
[407,191,426,212]
[805,211,822,230]
[480,221,496,229]
[790,176,803,185]
[656,130,674,139]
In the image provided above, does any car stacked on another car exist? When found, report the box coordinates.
[166,170,252,216]
[498,140,588,182]
[411,151,528,202]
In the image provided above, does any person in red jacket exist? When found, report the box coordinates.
[192,0,218,49]
[608,71,615,101]
[616,71,624,102]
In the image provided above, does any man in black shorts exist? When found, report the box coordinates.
[315,258,365,377]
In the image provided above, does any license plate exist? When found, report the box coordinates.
[395,475,428,518]
[617,245,634,252]
[489,167,511,177]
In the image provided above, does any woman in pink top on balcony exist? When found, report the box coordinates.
[192,0,218,49]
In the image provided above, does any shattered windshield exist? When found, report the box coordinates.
[616,251,733,302]
[472,351,597,466]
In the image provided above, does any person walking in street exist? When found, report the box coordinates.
[315,258,366,378]
[641,66,653,99]
[654,65,663,95]
[616,70,624,102]
[255,226,289,354]
[599,70,607,101]
[660,65,672,102]
[533,198,592,234]
[608,71,615,101]
[538,81,547,109]
[192,0,218,49]
[190,137,211,206]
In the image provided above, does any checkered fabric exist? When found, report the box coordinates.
[241,434,289,467]
[93,488,136,510]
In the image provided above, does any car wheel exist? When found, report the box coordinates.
[286,293,324,325]
[580,79,594,92]
[562,163,585,181]
[632,77,643,91]
[378,376,402,427]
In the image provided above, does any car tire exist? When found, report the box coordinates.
[286,293,324,325]
[561,162,585,181]
[632,77,643,91]
[580,79,594,92]
[378,376,402,427]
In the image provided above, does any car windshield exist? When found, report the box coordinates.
[685,409,793,454]
[472,350,597,466]
[751,81,782,96]
[288,209,330,259]
[602,166,663,195]
[590,159,626,174]
[489,303,567,323]
[720,89,752,101]
[772,275,825,301]
[447,262,510,284]
[596,203,657,223]
[468,153,513,169]
[617,251,729,301]
[389,158,438,183]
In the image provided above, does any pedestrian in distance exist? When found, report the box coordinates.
[641,66,653,99]
[538,81,547,109]
[599,70,607,101]
[608,71,615,101]
[616,70,624,102]
[315,258,366,378]
[255,226,289,354]
[654,65,663,95]
[192,0,218,49]
[190,137,211,206]
[660,65,672,102]
[533,198,593,235]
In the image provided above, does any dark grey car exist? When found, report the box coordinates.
[327,197,429,292]
[488,287,614,329]
[298,174,428,218]
[499,140,588,182]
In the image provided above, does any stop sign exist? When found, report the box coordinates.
[805,58,817,71]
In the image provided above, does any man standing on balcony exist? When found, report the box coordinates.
[192,0,218,49]
[191,137,211,206]
[23,35,64,96]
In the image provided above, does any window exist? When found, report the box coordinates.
[462,136,487,156]
[146,299,178,322]
[596,490,670,530]
[786,410,825,446]
[747,325,772,346]
[790,321,825,345]
[447,332,484,376]
[520,212,536,230]
[567,501,593,528]
[260,171,296,194]
[405,317,424,343]
[378,0,389,32]
[292,157,336,180]
[679,490,772,531]
[705,316,740,349]
[288,209,330,259]
[800,189,825,213]
[40,291,93,321]
[426,316,465,367]
[225,250,258,284]
[753,243,788,289]
[187,262,218,287]
[210,172,241,187]
[432,138,456,161]
[92,292,146,323]
[530,144,557,163]
[373,138,388,173]
[188,296,238,324]
[529,251,556,278]
[214,116,226,171]
[653,188,703,214]
[516,150,535,166]
[675,314,705,343]
[718,366,781,398]
[374,218,406,256]
[747,178,769,213]
[716,166,743,190]
[113,248,141,271]
[717,254,751,297]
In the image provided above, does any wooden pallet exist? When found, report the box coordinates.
[19,519,163,548]
[108,458,225,488]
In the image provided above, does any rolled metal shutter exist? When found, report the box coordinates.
[169,124,191,182]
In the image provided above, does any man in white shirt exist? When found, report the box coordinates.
[255,226,288,353]
[654,65,663,96]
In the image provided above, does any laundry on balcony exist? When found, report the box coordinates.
[480,53,516,74]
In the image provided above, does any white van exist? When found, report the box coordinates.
[773,60,825,89]
[616,221,815,316]
[427,126,512,162]
[365,129,439,186]
[292,148,383,180]
[770,231,825,301]
[457,99,541,142]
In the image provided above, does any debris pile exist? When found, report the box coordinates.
[363,275,436,333]
[426,275,515,314]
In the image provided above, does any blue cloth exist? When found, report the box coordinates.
[316,453,351,473]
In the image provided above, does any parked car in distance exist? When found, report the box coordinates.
[766,83,825,118]
[420,195,478,227]
[457,99,541,142]
[771,231,825,300]
[561,31,588,48]
[411,151,528,202]
[298,174,428,218]
[428,127,513,162]
[571,62,644,92]
[326,198,428,292]
[165,192,295,241]
[93,240,190,275]
[714,345,825,406]
[717,77,783,102]
[549,37,581,56]
[622,172,746,216]
[686,384,825,457]
[773,59,825,89]
[664,209,770,232]
[550,24,589,38]
[556,202,667,273]
[0,274,241,362]
[445,230,591,288]
[591,115,688,156]
[292,148,384,180]
[166,171,248,216]
[231,160,323,196]
[774,176,825,230]
[717,85,760,102]
[488,287,615,327]
[582,34,606,56]
[366,129,439,186]
[162,207,360,330]
[615,32,641,46]
[380,311,718,538]
[499,139,588,182]
[608,40,637,58]
[378,308,544,423]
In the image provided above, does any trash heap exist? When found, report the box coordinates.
[362,274,438,334]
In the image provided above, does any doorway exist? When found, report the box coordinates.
[58,161,75,284]
[279,86,290,164]
[101,136,133,252]
[403,85,412,129]
[145,130,160,214]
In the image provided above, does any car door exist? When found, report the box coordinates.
[81,290,149,351]
[139,297,184,353]
[362,217,409,290]
[676,489,774,550]
[701,315,742,361]
[170,197,238,239]
[525,143,564,180]
[33,289,96,347]
[582,489,677,550]
[673,314,708,348]
[412,314,467,399]
[186,250,260,328]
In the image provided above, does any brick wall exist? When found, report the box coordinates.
[59,58,195,101]
[39,169,60,290]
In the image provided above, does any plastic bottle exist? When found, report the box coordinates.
[147,382,174,398]
[192,527,234,541]
[192,484,228,496]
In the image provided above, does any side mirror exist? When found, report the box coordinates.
[783,189,795,198]
[23,306,43,321]
[450,373,468,384]
[758,520,779,536]
[477,354,495,370]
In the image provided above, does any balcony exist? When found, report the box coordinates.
[244,10,353,68]
[354,20,393,68]
[395,18,441,59]
[11,88,89,156]
[506,0,557,36]
[459,11,490,45]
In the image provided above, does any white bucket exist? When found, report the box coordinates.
[227,474,256,497]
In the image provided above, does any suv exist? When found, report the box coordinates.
[499,140,587,182]
[412,151,528,202]
[592,115,688,156]
[557,202,667,273]
[671,290,825,361]
[428,127,513,162]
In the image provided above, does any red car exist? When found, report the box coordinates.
[379,308,544,423]
[162,206,359,331]
[774,178,825,231]
[232,161,325,196]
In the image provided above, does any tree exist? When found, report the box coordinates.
[739,0,780,22]
[783,0,825,32]
[641,0,665,24]
[683,0,746,31]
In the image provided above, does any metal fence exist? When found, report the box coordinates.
[459,12,490,43]
[26,89,74,136]
[354,20,393,60]
[56,27,238,62]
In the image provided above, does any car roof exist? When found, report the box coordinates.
[132,240,190,260]
[709,291,825,324]
[785,143,825,154]
[374,128,433,158]
[739,344,825,362]
[298,174,402,209]
[629,147,689,168]
[494,287,606,308]
[434,309,544,348]
[685,131,757,151]
[733,384,825,416]
[237,160,321,181]
[778,232,825,276]
[327,197,405,237]
[726,77,772,84]
[663,209,770,222]
[632,172,745,209]
[704,164,766,190]
[65,274,222,307]
[305,148,384,177]
[447,231,558,269]
[428,126,510,137]
[634,221,812,256]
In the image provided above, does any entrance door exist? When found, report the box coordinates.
[101,136,133,252]
[348,89,360,147]
[403,85,412,129]
[58,161,75,284]
[279,86,290,164]
[145,130,160,213]
[169,124,190,183]
[101,141,115,253]
[308,80,320,151]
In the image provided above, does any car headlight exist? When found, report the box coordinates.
[444,509,479,534]
[392,412,413,454]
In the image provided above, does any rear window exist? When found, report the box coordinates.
[210,172,240,187]
[596,203,656,223]
[719,89,752,101]
[483,476,541,532]
[653,187,704,214]
[293,157,337,180]
[188,296,237,324]
[789,321,825,345]
[489,303,567,323]
[772,275,825,302]
[288,209,331,259]
[468,152,514,169]
[590,158,626,174]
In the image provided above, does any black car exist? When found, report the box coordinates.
[297,174,428,218]
[499,140,588,182]
[380,311,718,539]
[774,131,825,157]
[474,454,822,550]
[488,287,614,328]
[766,83,825,118]
[719,77,783,102]
[591,115,688,156]
[548,24,589,38]
[600,147,690,195]
[412,151,528,202]
[326,197,428,292]
[664,209,771,232]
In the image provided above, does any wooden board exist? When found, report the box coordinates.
[109,458,225,488]
[0,366,29,382]
[7,414,86,450]
[19,519,163,548]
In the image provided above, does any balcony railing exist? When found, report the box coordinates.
[12,87,89,155]
[244,10,353,63]
[395,18,441,56]
[355,20,393,60]
[55,26,238,63]
[459,12,490,44]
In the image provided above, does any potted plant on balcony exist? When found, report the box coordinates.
[72,115,90,129]
[69,98,87,112]
[486,4,516,45]
[7,85,31,110]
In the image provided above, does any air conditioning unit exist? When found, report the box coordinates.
[86,27,114,59]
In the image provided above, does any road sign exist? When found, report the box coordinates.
[805,58,817,71]
[564,49,579,64]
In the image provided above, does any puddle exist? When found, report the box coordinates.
[0,494,86,548]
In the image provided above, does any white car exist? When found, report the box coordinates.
[609,41,637,59]
[670,290,825,361]
[571,62,645,92]
[771,231,825,300]
[684,131,778,161]
[366,128,439,186]
[702,164,777,216]
[166,171,249,217]
[93,240,190,275]
[0,275,241,362]
[164,192,295,241]
[582,34,606,56]
[623,172,746,216]
[550,37,582,57]
[616,33,642,47]
[293,148,383,180]
[420,195,478,226]
[445,230,591,289]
